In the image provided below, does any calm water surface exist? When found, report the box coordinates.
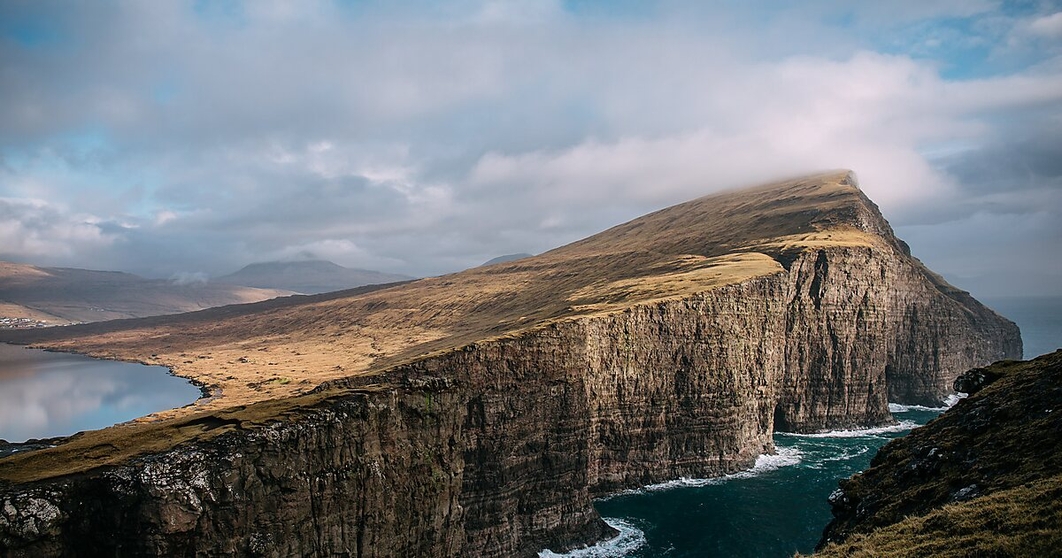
[0,343,202,442]
[981,295,1062,360]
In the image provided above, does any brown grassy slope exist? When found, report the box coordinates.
[813,476,1062,558]
[0,170,894,416]
[0,262,292,323]
[814,350,1062,557]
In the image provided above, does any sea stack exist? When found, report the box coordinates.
[0,171,1020,557]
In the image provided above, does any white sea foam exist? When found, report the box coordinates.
[784,420,919,438]
[538,518,646,558]
[748,445,804,472]
[943,393,967,407]
[888,403,946,413]
[889,392,966,414]
[820,445,871,462]
[606,446,804,495]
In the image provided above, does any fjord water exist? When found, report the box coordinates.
[0,343,202,443]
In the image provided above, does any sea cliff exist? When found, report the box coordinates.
[0,171,1020,556]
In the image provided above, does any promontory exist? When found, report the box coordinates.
[0,170,1021,557]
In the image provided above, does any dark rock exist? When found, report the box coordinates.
[951,483,981,502]
[953,367,1003,395]
[818,351,1062,553]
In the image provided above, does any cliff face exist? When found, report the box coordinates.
[816,351,1062,557]
[0,171,1021,557]
[0,388,473,557]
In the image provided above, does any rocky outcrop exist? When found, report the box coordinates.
[0,388,473,557]
[0,172,1021,557]
[816,351,1062,557]
[952,366,1003,395]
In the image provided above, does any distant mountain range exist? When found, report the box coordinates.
[481,253,534,266]
[215,260,413,295]
[0,261,290,325]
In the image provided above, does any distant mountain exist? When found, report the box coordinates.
[481,253,534,266]
[216,260,413,294]
[0,261,290,325]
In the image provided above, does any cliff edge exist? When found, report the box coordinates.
[817,350,1062,556]
[0,171,1021,557]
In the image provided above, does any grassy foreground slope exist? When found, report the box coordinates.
[815,350,1062,557]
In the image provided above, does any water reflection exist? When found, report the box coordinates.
[0,343,202,442]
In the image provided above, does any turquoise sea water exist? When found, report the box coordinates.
[539,407,941,558]
[540,295,1062,558]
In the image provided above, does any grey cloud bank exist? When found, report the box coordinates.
[0,0,1060,297]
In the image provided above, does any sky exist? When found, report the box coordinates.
[0,0,1060,298]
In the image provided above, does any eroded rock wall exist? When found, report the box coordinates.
[884,269,1022,406]
[581,277,784,494]
[0,243,1021,557]
[776,246,894,432]
[1,389,469,557]
[775,242,1021,431]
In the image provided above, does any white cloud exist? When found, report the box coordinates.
[154,210,178,225]
[0,1,1059,294]
[468,51,991,215]
[1029,12,1062,39]
[0,198,118,260]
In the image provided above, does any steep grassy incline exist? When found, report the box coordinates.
[817,350,1062,557]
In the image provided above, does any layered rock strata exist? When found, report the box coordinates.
[0,171,1020,557]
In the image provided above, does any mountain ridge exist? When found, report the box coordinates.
[215,259,412,294]
[0,170,1022,557]
[0,261,291,324]
[480,253,534,266]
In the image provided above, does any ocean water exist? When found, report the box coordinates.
[539,407,941,558]
[540,295,1062,557]
[980,295,1062,360]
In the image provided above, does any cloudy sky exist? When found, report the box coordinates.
[1,0,1060,297]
